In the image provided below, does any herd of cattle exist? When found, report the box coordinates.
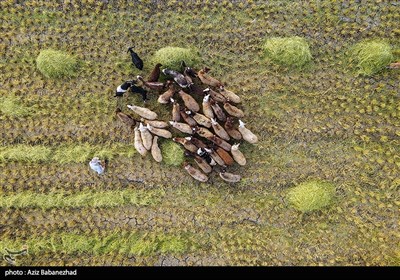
[114,48,258,183]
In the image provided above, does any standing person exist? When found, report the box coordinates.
[89,157,107,175]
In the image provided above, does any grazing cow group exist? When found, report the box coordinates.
[114,48,258,183]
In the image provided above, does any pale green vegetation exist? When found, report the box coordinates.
[349,40,394,76]
[160,140,184,166]
[36,49,78,78]
[152,47,200,71]
[0,144,135,163]
[52,144,94,163]
[262,36,312,68]
[0,231,191,256]
[392,48,400,60]
[0,189,164,209]
[0,96,32,117]
[287,180,335,212]
[0,145,52,163]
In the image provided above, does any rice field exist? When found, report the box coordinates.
[1,0,399,266]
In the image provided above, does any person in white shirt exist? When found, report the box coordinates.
[89,157,106,175]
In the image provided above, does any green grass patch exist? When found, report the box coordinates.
[0,144,136,164]
[160,140,184,166]
[262,36,312,68]
[36,49,79,78]
[152,46,200,71]
[52,143,136,164]
[287,180,335,212]
[0,96,32,118]
[0,231,191,256]
[97,143,137,159]
[159,235,188,254]
[52,144,93,164]
[0,189,164,209]
[392,48,400,60]
[348,40,393,76]
[0,145,52,163]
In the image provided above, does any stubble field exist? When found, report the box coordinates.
[0,0,399,266]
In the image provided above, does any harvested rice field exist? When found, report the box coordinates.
[0,0,399,266]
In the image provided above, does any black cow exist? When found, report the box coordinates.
[127,47,143,70]
[115,81,136,97]
[130,84,148,102]
[115,80,148,102]
[197,148,215,165]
